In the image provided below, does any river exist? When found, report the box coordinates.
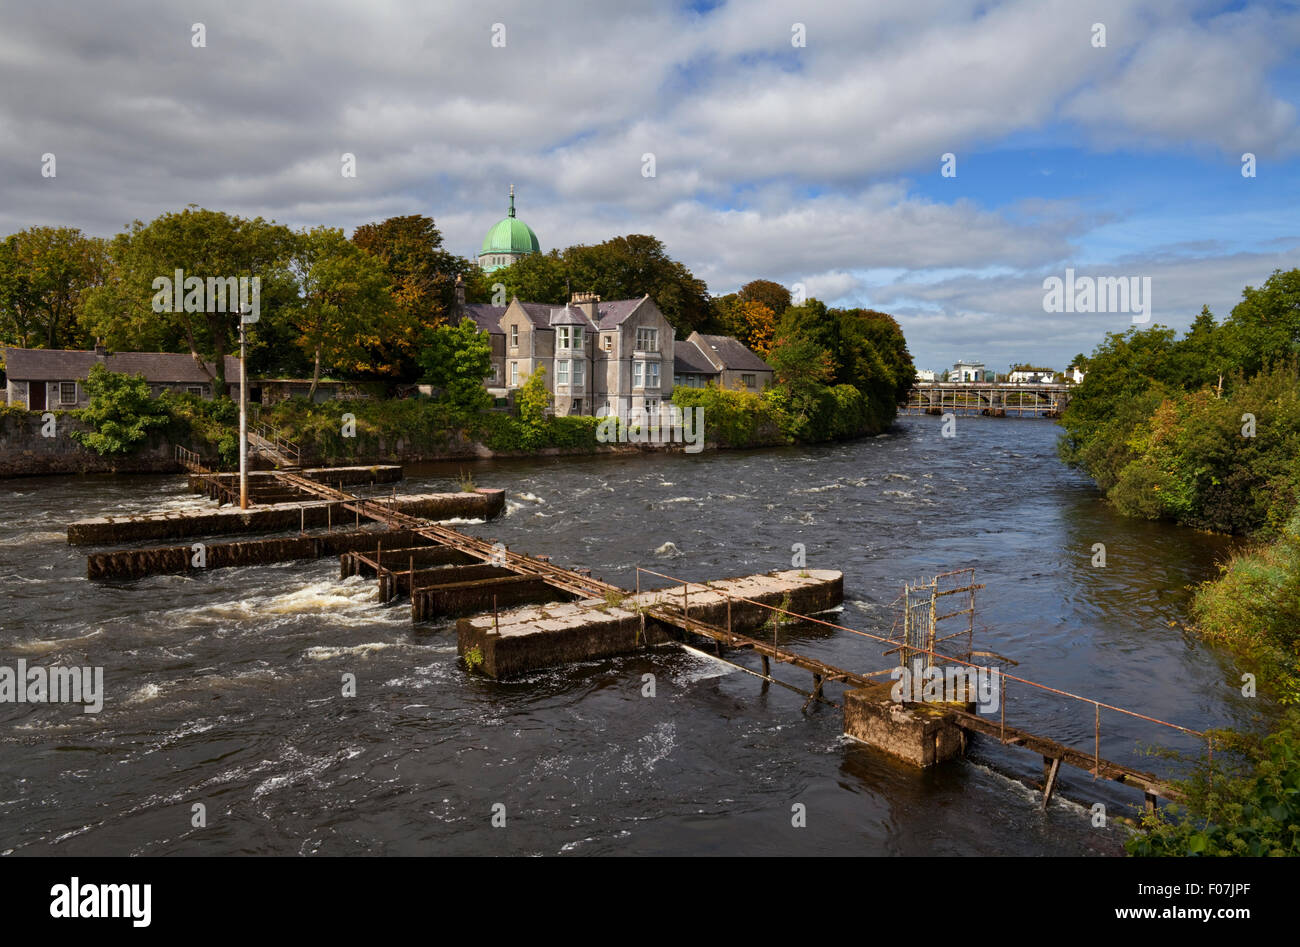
[0,415,1250,855]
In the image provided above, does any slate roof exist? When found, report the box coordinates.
[3,347,240,384]
[461,303,507,335]
[595,297,646,329]
[692,334,772,373]
[548,304,590,327]
[673,339,720,376]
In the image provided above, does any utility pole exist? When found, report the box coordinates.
[238,318,249,509]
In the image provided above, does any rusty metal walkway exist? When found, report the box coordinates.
[272,471,1191,809]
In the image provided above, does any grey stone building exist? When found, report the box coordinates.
[2,345,241,410]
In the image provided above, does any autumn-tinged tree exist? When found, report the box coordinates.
[738,279,791,318]
[289,227,392,398]
[0,227,108,349]
[80,208,297,395]
[713,295,777,356]
[351,215,471,378]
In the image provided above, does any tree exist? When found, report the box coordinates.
[490,251,569,305]
[288,227,392,398]
[1221,268,1300,379]
[351,215,472,379]
[418,317,493,413]
[516,365,550,448]
[563,235,711,335]
[80,208,297,396]
[714,295,777,356]
[738,279,791,318]
[68,364,170,455]
[0,227,108,349]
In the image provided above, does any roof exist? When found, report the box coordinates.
[595,298,646,329]
[673,339,720,375]
[3,347,240,384]
[691,334,772,373]
[548,305,589,327]
[461,303,507,335]
[479,211,540,257]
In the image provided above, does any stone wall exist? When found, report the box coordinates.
[0,409,179,478]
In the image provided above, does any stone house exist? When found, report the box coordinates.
[2,345,241,410]
[461,290,678,419]
[673,332,774,392]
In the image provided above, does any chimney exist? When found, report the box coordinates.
[93,338,107,358]
[454,274,465,310]
[570,291,600,322]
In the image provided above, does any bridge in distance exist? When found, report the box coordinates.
[902,382,1073,419]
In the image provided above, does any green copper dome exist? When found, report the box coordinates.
[480,216,540,256]
[478,186,540,271]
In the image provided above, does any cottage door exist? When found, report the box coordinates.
[28,382,45,410]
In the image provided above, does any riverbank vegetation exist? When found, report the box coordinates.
[1061,269,1300,854]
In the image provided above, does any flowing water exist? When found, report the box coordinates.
[0,416,1251,855]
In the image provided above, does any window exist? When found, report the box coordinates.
[510,325,518,348]
[646,362,660,388]
[601,335,613,351]
[572,399,582,415]
[187,385,203,396]
[558,326,570,349]
[557,360,569,384]
[59,382,77,404]
[572,361,584,387]
[510,362,518,386]
[573,328,584,349]
[741,374,756,388]
[635,327,658,352]
[646,399,658,415]
[633,361,644,387]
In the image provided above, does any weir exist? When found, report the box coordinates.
[77,464,1193,815]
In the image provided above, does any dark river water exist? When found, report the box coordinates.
[0,416,1253,856]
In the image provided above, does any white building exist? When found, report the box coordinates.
[915,369,936,382]
[1007,369,1055,384]
[949,360,986,383]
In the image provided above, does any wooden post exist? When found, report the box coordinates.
[1041,756,1061,810]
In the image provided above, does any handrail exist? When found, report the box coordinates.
[633,565,1205,745]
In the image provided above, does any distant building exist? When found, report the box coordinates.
[477,185,540,273]
[1007,369,1055,384]
[949,360,986,383]
[1064,365,1085,384]
[2,345,241,410]
[915,369,936,383]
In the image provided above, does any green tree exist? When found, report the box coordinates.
[516,365,550,447]
[0,227,108,349]
[80,207,297,396]
[288,227,392,397]
[418,317,493,413]
[68,364,170,455]
[490,251,569,305]
[563,235,711,335]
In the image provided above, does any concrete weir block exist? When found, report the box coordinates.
[457,569,843,679]
[67,489,505,546]
[843,684,969,768]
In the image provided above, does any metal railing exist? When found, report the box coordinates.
[632,565,1203,799]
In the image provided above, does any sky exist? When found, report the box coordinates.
[2,0,1299,372]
